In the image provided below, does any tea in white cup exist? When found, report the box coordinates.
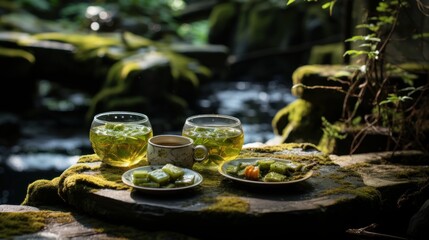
[147,135,208,168]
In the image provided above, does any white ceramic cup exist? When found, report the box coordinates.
[147,135,208,168]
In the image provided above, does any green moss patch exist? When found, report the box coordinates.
[24,160,133,207]
[319,170,380,205]
[241,143,333,166]
[22,177,62,206]
[203,196,249,213]
[77,154,100,163]
[0,211,73,239]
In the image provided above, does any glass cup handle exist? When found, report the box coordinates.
[193,145,208,162]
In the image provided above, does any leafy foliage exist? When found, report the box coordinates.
[288,0,429,153]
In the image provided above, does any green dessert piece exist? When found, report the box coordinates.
[225,165,239,175]
[162,164,185,180]
[174,175,195,187]
[256,159,275,171]
[237,162,253,170]
[138,182,160,188]
[236,168,246,178]
[132,170,149,179]
[285,162,303,172]
[148,169,170,185]
[269,162,290,175]
[132,177,150,185]
[263,172,287,182]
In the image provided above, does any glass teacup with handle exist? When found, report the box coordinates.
[89,111,153,167]
[182,114,244,171]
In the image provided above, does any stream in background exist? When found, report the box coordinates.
[0,78,295,204]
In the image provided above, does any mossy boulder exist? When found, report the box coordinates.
[291,65,350,109]
[271,99,324,144]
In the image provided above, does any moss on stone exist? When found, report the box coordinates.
[241,143,333,166]
[317,130,338,154]
[271,99,327,145]
[23,159,135,208]
[243,144,303,155]
[203,195,249,213]
[57,164,131,208]
[318,169,380,205]
[0,211,73,239]
[22,164,98,207]
[0,210,195,239]
[271,99,312,135]
[57,162,132,191]
[321,185,381,204]
[246,143,319,153]
[77,154,100,163]
[200,174,221,188]
[396,168,429,179]
[350,159,427,175]
[292,65,351,96]
[22,177,63,206]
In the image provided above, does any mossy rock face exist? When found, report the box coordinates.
[292,64,350,109]
[271,99,324,145]
[22,146,381,239]
[21,178,63,206]
[272,65,357,147]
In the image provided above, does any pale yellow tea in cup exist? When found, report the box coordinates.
[89,111,153,167]
[182,114,244,167]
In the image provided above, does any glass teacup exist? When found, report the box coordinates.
[182,114,244,169]
[89,111,153,167]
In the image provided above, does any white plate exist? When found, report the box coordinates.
[218,158,313,186]
[122,165,203,194]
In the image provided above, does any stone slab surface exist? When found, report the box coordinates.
[3,148,428,240]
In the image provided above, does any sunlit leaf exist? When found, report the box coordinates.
[379,16,395,24]
[343,50,369,57]
[379,94,412,105]
[321,1,336,15]
[121,32,153,50]
[286,0,296,5]
[0,47,35,63]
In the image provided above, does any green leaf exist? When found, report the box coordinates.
[379,94,413,105]
[321,117,347,140]
[379,16,395,24]
[351,116,362,126]
[343,50,369,57]
[0,47,35,63]
[345,35,380,43]
[321,1,336,15]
